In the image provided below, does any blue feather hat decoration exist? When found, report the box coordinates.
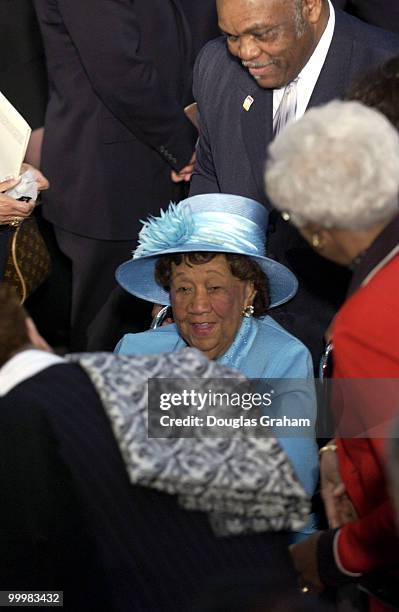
[134,203,195,259]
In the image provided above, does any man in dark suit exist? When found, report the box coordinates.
[190,0,399,366]
[33,0,197,350]
[84,0,221,352]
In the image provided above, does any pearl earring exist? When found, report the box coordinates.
[242,305,254,318]
[311,233,325,249]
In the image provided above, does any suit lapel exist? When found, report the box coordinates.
[238,71,273,205]
[308,11,353,109]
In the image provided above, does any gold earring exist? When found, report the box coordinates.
[242,305,254,318]
[311,233,325,249]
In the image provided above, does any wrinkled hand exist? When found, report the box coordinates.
[0,164,49,224]
[0,177,35,224]
[290,531,324,593]
[171,152,196,183]
[184,102,199,130]
[334,494,358,526]
[21,163,49,191]
[320,445,357,528]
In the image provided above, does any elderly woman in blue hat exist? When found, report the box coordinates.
[115,193,318,515]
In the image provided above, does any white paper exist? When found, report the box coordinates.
[0,91,31,182]
[6,169,38,201]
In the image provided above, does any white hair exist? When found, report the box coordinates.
[265,100,399,230]
[292,0,307,37]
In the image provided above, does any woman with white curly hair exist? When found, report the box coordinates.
[265,99,399,609]
[265,99,399,260]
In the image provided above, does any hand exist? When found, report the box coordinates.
[290,531,324,593]
[184,102,199,130]
[171,152,196,183]
[0,176,21,192]
[320,445,357,528]
[20,163,49,191]
[333,494,358,526]
[0,178,35,224]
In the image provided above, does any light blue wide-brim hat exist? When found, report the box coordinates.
[116,194,298,308]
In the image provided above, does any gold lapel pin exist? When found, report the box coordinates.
[243,95,254,111]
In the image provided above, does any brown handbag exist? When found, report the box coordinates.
[3,215,51,304]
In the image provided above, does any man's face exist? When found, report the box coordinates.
[217,0,322,89]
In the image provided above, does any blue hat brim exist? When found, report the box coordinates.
[116,244,298,308]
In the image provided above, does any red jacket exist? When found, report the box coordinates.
[332,251,399,601]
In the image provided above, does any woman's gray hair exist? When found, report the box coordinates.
[265,100,399,230]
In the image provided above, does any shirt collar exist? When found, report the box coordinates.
[348,214,399,297]
[0,349,65,397]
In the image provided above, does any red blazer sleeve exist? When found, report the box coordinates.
[337,500,397,573]
[331,262,399,575]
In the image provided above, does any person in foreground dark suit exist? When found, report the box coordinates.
[0,285,334,612]
[190,0,399,367]
[33,0,197,350]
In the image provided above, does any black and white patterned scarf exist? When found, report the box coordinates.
[67,349,310,536]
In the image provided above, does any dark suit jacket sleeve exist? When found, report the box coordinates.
[57,0,196,171]
[190,42,222,195]
[0,396,99,595]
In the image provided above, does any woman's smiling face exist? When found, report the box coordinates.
[170,254,256,360]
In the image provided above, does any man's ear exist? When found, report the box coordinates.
[25,317,53,353]
[302,0,325,25]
